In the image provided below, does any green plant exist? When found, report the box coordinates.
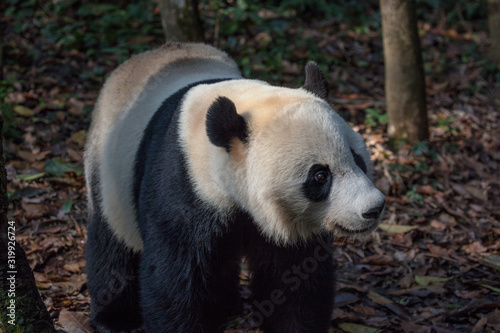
[415,161,429,172]
[205,0,298,81]
[410,141,430,156]
[411,140,440,160]
[0,77,23,139]
[436,117,460,134]
[409,141,440,173]
[5,0,162,59]
[384,162,414,173]
[416,0,488,27]
[364,108,388,128]
[406,186,423,204]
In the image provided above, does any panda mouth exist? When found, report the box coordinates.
[334,221,379,235]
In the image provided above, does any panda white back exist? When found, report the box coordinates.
[84,43,241,251]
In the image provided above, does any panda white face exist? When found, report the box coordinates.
[242,100,386,244]
[181,73,384,245]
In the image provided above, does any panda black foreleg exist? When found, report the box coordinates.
[86,208,143,333]
[246,233,335,333]
[138,220,242,333]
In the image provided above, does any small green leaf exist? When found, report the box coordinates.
[13,105,34,117]
[483,255,500,270]
[68,130,87,146]
[415,275,453,286]
[378,224,418,234]
[479,284,500,294]
[356,60,368,68]
[338,322,382,333]
[15,173,46,181]
[406,187,423,204]
[44,158,83,177]
[61,200,73,214]
[101,47,129,54]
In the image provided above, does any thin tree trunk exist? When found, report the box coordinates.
[0,120,7,247]
[488,0,500,67]
[0,28,4,81]
[158,0,204,42]
[0,116,57,333]
[0,1,4,81]
[380,0,428,144]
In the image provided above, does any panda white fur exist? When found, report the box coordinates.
[84,42,385,333]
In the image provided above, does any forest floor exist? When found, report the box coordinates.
[2,2,500,333]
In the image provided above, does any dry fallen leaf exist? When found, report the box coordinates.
[464,241,488,255]
[63,262,81,274]
[59,309,93,333]
[379,224,418,234]
[13,105,34,116]
[21,201,49,219]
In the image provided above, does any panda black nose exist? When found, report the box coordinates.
[362,203,385,220]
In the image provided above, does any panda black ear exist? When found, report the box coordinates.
[302,61,329,100]
[206,96,248,152]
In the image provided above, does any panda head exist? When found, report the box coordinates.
[204,62,385,244]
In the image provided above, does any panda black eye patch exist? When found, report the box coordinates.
[302,164,332,202]
[351,149,367,174]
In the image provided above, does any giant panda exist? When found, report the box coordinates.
[84,42,386,333]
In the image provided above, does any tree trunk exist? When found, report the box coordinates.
[158,0,204,42]
[0,0,4,81]
[380,0,428,144]
[0,25,3,81]
[488,0,500,67]
[0,121,7,247]
[0,116,57,333]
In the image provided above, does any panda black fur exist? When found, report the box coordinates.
[84,42,386,333]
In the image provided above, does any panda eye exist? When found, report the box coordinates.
[302,164,332,202]
[314,170,328,183]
